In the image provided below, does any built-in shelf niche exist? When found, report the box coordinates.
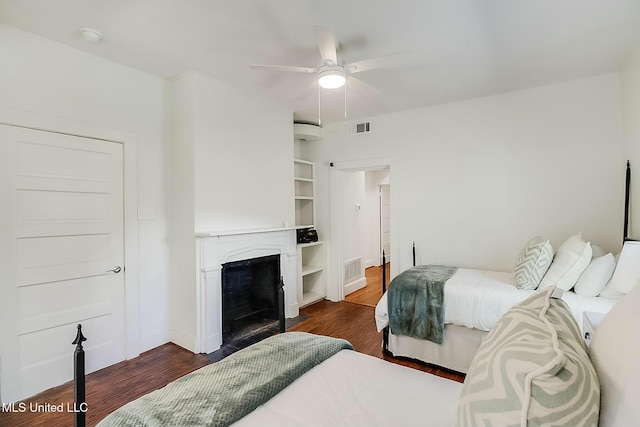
[298,240,326,308]
[294,159,315,228]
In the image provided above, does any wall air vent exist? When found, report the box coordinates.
[343,257,363,284]
[351,121,371,135]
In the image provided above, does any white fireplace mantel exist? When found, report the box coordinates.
[194,228,299,353]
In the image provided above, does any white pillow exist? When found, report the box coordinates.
[590,284,640,427]
[539,233,592,291]
[591,244,606,258]
[513,237,554,290]
[603,241,640,295]
[573,253,615,297]
[598,284,626,299]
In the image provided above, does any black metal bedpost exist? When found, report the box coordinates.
[382,250,390,355]
[72,324,87,427]
[278,277,285,333]
[382,250,387,294]
[412,241,416,267]
[624,160,631,242]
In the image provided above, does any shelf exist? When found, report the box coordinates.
[294,160,313,180]
[302,265,323,276]
[295,198,314,226]
[295,179,313,198]
[297,240,324,248]
[294,159,325,310]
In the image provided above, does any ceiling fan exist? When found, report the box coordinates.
[251,25,409,121]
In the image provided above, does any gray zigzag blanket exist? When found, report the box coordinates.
[97,332,353,427]
[388,265,457,344]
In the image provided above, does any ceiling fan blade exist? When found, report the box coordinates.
[250,64,317,73]
[348,76,381,98]
[313,25,338,65]
[346,51,412,74]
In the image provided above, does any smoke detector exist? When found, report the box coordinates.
[80,28,102,43]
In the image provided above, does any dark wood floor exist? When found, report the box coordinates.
[344,264,389,307]
[0,343,212,427]
[0,266,463,427]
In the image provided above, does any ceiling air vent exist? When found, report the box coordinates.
[352,121,371,135]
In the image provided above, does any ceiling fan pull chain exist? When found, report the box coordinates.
[344,80,348,119]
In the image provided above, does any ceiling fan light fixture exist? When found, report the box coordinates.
[318,65,346,89]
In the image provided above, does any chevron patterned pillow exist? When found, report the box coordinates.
[457,287,599,427]
[514,237,554,290]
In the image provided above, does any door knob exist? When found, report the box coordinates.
[107,266,122,274]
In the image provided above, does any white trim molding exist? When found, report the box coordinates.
[0,106,140,360]
[328,157,399,301]
[195,228,299,353]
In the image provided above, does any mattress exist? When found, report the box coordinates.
[234,349,463,427]
[375,268,617,333]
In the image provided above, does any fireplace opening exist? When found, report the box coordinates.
[221,254,284,343]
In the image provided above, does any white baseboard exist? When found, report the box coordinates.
[139,331,170,354]
[364,258,376,269]
[344,277,367,296]
[170,329,196,353]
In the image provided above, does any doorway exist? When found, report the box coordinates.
[333,165,392,307]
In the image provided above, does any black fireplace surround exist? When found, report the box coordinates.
[221,254,285,342]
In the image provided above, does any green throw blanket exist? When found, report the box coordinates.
[97,332,353,427]
[388,265,457,344]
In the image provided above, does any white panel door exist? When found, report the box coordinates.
[0,124,125,402]
[380,184,391,264]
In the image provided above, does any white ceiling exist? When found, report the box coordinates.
[2,0,640,124]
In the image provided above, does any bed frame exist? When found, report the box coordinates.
[382,160,633,359]
[72,324,87,427]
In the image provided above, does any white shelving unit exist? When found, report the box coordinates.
[294,159,315,227]
[294,158,326,307]
[298,240,326,307]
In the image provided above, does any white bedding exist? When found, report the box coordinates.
[234,350,463,427]
[375,268,617,333]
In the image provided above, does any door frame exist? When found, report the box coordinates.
[328,158,398,301]
[379,184,391,265]
[0,106,140,360]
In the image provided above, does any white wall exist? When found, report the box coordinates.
[166,73,198,350]
[0,25,170,351]
[341,170,366,269]
[167,72,294,351]
[191,72,294,232]
[303,74,626,275]
[620,47,640,239]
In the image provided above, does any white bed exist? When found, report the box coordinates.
[375,268,617,373]
[234,350,462,427]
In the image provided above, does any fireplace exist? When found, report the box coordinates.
[221,254,284,341]
[194,228,299,354]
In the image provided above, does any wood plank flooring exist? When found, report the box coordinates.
[290,300,465,382]
[1,265,464,427]
[0,343,212,427]
[344,264,389,307]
